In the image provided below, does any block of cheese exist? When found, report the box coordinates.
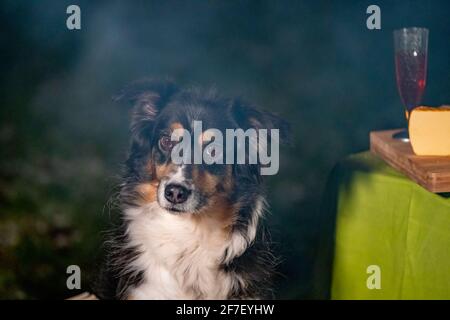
[409,106,450,156]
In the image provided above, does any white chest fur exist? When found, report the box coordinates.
[124,203,236,300]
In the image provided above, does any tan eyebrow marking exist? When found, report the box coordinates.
[170,122,184,130]
[170,122,187,141]
[199,129,221,146]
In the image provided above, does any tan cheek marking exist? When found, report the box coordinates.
[202,172,219,193]
[192,167,219,195]
[190,166,237,238]
[136,182,158,204]
[192,196,237,239]
[140,159,177,204]
[191,165,234,196]
[155,163,168,180]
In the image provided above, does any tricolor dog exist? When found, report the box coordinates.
[94,79,289,299]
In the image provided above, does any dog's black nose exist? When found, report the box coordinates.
[164,184,191,204]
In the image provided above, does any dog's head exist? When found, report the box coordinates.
[117,79,289,216]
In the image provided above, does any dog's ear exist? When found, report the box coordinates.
[229,99,290,178]
[230,99,290,144]
[114,79,178,148]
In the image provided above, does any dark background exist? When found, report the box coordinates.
[1,0,449,299]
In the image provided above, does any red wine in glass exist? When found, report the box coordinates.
[395,52,427,119]
[393,27,428,140]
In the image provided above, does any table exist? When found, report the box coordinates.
[318,152,450,299]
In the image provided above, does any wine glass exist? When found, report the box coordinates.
[393,27,428,141]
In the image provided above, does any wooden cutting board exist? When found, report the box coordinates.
[370,129,450,193]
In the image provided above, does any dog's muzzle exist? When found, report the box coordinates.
[157,168,199,213]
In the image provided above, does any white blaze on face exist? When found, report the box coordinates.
[157,165,185,204]
[169,165,185,184]
[156,165,199,213]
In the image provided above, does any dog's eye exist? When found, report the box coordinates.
[159,135,175,152]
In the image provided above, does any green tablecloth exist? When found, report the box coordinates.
[323,152,450,300]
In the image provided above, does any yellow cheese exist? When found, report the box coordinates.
[409,106,450,156]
